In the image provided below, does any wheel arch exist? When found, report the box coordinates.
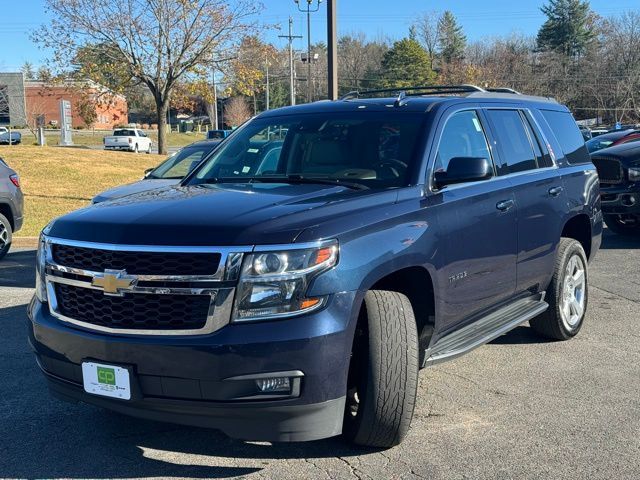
[0,201,14,230]
[561,213,592,260]
[356,265,436,366]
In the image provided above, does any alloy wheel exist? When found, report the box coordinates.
[560,253,586,330]
[0,220,8,250]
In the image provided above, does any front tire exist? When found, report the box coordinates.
[343,290,419,448]
[530,238,588,340]
[604,214,640,235]
[0,213,13,260]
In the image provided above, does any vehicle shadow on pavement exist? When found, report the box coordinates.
[0,248,35,288]
[599,229,640,250]
[488,325,550,345]
[1,300,373,480]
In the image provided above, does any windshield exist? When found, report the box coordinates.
[188,113,424,189]
[149,144,218,179]
[586,138,615,153]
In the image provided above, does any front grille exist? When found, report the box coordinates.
[54,283,211,331]
[592,156,624,184]
[52,244,220,276]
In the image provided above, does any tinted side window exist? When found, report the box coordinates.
[434,110,492,174]
[540,110,590,165]
[486,110,538,173]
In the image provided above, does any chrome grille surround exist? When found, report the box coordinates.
[43,236,252,336]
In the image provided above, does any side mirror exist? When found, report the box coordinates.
[434,157,493,188]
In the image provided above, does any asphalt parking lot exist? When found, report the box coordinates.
[1,230,639,480]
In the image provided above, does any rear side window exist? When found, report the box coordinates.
[540,110,590,165]
[486,110,538,173]
[434,110,492,174]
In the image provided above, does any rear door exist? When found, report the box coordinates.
[429,108,518,331]
[484,108,565,295]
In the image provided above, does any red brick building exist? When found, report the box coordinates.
[24,81,128,130]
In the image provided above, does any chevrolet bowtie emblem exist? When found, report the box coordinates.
[92,269,136,295]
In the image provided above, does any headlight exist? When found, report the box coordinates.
[628,167,640,182]
[35,233,48,302]
[233,242,338,321]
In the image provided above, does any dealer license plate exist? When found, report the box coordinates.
[81,362,131,400]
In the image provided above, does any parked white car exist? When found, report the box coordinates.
[104,128,152,153]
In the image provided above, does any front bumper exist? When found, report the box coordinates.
[600,185,640,215]
[27,291,359,442]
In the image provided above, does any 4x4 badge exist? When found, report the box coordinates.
[92,269,137,295]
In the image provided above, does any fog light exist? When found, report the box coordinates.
[256,377,291,393]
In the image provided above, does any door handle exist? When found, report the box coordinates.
[548,186,563,197]
[496,199,515,212]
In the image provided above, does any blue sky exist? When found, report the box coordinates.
[1,0,639,71]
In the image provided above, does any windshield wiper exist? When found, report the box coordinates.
[200,175,368,191]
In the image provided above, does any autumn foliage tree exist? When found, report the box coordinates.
[36,0,260,154]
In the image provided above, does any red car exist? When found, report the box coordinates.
[586,129,640,153]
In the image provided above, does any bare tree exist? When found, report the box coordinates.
[37,0,260,154]
[224,96,251,127]
[338,34,388,92]
[414,11,441,69]
[0,86,9,124]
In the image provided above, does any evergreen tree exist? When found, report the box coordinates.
[537,0,596,57]
[381,38,436,88]
[20,62,35,80]
[438,11,467,63]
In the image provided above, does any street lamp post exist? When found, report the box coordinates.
[294,0,322,103]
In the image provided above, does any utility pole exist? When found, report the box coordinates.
[295,0,322,103]
[327,0,338,100]
[265,58,270,110]
[279,17,302,106]
[211,66,219,130]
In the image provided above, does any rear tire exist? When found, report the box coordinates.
[343,290,419,448]
[604,214,640,235]
[0,213,13,260]
[530,238,588,340]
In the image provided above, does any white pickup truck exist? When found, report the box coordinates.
[103,128,153,153]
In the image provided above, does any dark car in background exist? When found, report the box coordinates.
[207,129,233,140]
[579,126,592,141]
[92,139,222,203]
[591,141,640,235]
[0,157,24,259]
[0,127,21,145]
[586,129,640,153]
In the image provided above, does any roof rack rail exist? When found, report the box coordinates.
[485,87,521,94]
[340,84,487,101]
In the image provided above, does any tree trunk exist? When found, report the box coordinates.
[156,100,169,155]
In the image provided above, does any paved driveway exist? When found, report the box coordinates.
[1,230,639,479]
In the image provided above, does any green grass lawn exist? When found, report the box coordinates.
[0,145,161,236]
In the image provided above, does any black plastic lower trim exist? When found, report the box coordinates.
[45,373,346,442]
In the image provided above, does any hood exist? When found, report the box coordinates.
[49,183,398,246]
[92,179,180,203]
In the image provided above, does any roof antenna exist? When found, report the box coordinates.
[394,91,408,107]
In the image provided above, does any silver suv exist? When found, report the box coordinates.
[0,157,24,259]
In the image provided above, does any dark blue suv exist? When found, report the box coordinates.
[28,85,601,448]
